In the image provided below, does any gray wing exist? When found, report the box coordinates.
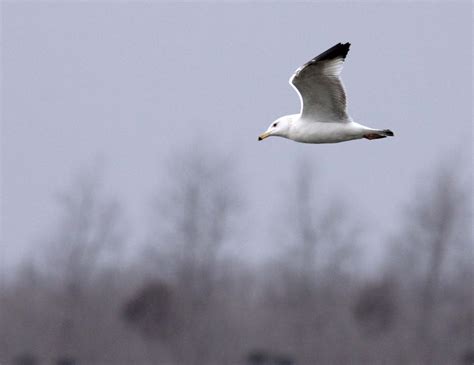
[289,43,350,122]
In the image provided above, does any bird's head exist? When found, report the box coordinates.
[258,116,292,141]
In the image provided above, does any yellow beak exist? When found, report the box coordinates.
[258,131,271,141]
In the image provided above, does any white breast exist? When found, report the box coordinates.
[289,118,366,144]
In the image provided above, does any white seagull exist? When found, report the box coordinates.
[258,42,394,144]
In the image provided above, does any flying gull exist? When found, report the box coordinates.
[258,42,394,143]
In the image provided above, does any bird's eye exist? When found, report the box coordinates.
[273,122,278,128]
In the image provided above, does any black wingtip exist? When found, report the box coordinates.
[384,129,394,137]
[293,42,352,79]
[314,42,351,63]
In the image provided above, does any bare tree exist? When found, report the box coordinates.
[143,148,241,364]
[38,167,127,362]
[387,162,472,364]
[265,159,361,364]
[0,165,133,364]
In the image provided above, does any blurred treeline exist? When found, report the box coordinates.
[1,150,472,365]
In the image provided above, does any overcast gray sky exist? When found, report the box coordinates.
[2,2,472,270]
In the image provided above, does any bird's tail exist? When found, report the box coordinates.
[363,129,394,140]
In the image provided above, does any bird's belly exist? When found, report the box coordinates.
[290,121,362,144]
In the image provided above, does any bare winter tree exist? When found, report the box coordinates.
[0,167,131,364]
[262,159,361,364]
[45,168,126,361]
[141,148,241,364]
[387,162,473,365]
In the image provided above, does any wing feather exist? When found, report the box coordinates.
[290,43,350,122]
